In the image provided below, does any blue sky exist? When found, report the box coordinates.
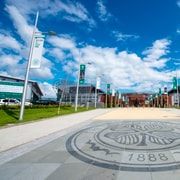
[0,0,180,97]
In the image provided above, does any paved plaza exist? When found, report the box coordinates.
[0,108,180,180]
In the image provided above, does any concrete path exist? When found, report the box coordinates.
[0,109,111,152]
[94,107,180,120]
[0,108,180,180]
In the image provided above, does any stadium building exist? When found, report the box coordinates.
[0,75,43,103]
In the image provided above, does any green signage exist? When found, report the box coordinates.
[79,64,86,84]
[158,88,162,96]
[107,84,110,95]
[173,77,177,90]
[0,81,23,99]
[80,64,86,71]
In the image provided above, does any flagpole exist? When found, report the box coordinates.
[74,49,81,112]
[177,72,179,107]
[19,12,39,120]
[94,76,100,108]
[94,78,97,108]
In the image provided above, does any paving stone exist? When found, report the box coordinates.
[0,108,180,179]
[151,170,180,180]
[46,162,90,180]
[0,163,60,180]
[116,171,152,180]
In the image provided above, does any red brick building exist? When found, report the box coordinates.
[149,94,172,107]
[100,92,174,108]
[120,93,151,107]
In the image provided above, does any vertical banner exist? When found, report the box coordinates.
[173,77,177,90]
[30,35,45,68]
[107,84,110,95]
[158,88,162,96]
[115,91,119,98]
[112,89,115,96]
[96,77,101,89]
[79,64,86,84]
[122,96,125,101]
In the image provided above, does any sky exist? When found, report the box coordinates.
[0,0,180,98]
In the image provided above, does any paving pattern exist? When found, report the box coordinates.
[0,108,180,180]
[67,120,180,172]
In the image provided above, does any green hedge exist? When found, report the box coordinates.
[0,104,72,110]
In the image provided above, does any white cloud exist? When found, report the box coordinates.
[67,42,173,93]
[6,0,36,16]
[112,31,140,41]
[6,0,96,27]
[0,34,21,51]
[62,62,75,74]
[0,53,26,78]
[1,1,95,87]
[2,5,56,81]
[5,5,33,45]
[143,39,170,59]
[60,1,92,23]
[48,48,65,62]
[0,54,21,68]
[176,29,180,34]
[96,0,112,21]
[30,67,54,79]
[177,0,180,8]
[0,1,176,96]
[48,35,76,50]
[142,39,171,68]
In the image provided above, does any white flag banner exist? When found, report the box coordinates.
[119,93,121,99]
[122,96,125,101]
[96,77,101,89]
[30,35,45,68]
[112,89,115,96]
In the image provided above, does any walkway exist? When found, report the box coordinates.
[0,108,180,180]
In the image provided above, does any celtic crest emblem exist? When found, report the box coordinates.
[66,121,180,171]
[102,122,180,150]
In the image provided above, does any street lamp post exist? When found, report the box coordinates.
[94,87,97,108]
[100,74,108,108]
[173,63,180,107]
[94,76,100,108]
[19,12,56,120]
[19,12,39,121]
[75,65,80,112]
[74,60,92,112]
[176,73,179,107]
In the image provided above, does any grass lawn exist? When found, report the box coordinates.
[0,105,93,127]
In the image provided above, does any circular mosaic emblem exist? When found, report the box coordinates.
[66,121,180,172]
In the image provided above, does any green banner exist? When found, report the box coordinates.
[173,77,177,90]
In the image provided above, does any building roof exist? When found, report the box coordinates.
[58,83,105,94]
[0,75,43,96]
[0,74,34,82]
[168,86,180,94]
